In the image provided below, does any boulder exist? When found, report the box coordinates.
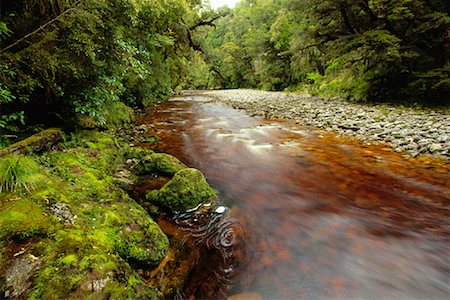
[146,168,217,212]
[135,153,187,176]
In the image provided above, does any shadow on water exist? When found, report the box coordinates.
[138,94,450,299]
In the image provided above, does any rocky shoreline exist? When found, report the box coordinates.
[200,89,450,160]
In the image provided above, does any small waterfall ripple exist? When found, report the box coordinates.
[173,204,245,299]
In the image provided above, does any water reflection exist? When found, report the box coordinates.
[139,95,450,299]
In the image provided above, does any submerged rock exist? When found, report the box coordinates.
[146,168,217,212]
[135,153,188,176]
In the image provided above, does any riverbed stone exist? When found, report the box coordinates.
[429,143,443,153]
[201,89,450,160]
[146,168,217,212]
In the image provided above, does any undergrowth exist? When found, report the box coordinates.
[0,156,39,193]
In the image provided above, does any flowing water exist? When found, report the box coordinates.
[138,94,450,300]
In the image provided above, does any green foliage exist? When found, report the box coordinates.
[0,0,206,134]
[193,0,449,104]
[0,22,12,40]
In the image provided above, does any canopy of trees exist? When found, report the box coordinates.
[0,0,211,144]
[196,0,449,104]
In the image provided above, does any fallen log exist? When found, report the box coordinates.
[0,128,62,156]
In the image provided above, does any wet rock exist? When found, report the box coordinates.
[135,124,148,133]
[146,168,217,212]
[135,153,188,176]
[114,161,140,189]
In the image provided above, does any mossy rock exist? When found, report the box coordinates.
[30,249,157,300]
[146,168,217,212]
[126,147,155,160]
[0,199,55,242]
[115,219,169,265]
[0,131,170,298]
[135,153,188,176]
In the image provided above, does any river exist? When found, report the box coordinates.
[138,94,449,300]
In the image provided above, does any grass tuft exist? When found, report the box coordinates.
[0,156,37,193]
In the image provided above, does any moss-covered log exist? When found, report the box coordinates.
[0,128,62,156]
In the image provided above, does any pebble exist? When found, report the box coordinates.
[201,90,450,160]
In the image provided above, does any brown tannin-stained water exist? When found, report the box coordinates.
[139,94,450,300]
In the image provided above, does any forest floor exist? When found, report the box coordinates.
[201,89,450,160]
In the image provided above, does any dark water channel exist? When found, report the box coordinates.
[138,94,450,300]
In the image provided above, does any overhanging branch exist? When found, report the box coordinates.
[0,0,82,54]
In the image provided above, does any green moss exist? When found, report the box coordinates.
[0,199,55,241]
[115,218,169,265]
[0,128,62,156]
[44,151,112,199]
[77,130,117,150]
[146,168,217,212]
[126,146,154,159]
[1,131,168,298]
[60,254,78,266]
[135,153,188,176]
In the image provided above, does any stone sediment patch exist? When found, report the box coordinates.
[201,89,450,159]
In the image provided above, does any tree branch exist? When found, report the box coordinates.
[189,13,228,31]
[0,0,82,54]
[338,3,357,35]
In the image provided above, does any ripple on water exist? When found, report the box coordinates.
[173,203,245,299]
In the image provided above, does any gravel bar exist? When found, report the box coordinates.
[199,89,450,160]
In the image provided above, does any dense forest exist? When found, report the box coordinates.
[191,0,449,103]
[1,0,449,145]
[0,0,217,145]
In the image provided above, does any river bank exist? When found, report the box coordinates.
[0,126,224,299]
[200,90,450,160]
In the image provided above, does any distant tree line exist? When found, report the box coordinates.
[192,0,449,104]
